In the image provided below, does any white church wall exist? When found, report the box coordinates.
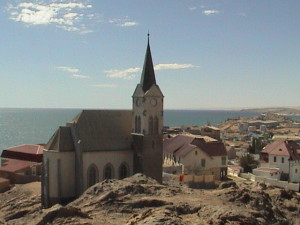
[82,150,133,190]
[44,151,75,200]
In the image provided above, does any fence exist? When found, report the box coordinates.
[163,165,184,174]
[240,173,299,192]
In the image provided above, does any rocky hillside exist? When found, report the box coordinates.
[0,174,299,225]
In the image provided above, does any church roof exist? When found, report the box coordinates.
[140,36,156,92]
[69,110,132,152]
[45,126,74,152]
[45,110,133,152]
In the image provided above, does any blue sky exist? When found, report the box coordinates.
[0,0,299,109]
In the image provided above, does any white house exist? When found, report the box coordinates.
[259,140,300,183]
[163,134,227,180]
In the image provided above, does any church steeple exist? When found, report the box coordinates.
[132,35,164,183]
[140,34,156,92]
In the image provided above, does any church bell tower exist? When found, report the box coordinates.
[132,34,164,183]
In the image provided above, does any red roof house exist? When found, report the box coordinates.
[163,134,227,179]
[0,144,44,184]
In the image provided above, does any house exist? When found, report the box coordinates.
[226,145,236,160]
[258,140,300,182]
[200,126,221,140]
[247,120,279,129]
[227,165,244,177]
[42,36,164,208]
[163,134,228,180]
[0,144,43,184]
[0,177,10,193]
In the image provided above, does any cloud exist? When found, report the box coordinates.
[109,17,139,27]
[57,66,89,79]
[7,0,95,34]
[91,84,118,88]
[120,21,139,27]
[105,63,198,79]
[72,74,89,79]
[189,7,197,11]
[154,63,198,70]
[105,67,141,79]
[57,66,79,73]
[238,12,246,17]
[202,10,219,15]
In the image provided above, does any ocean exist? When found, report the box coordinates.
[1,108,299,158]
[0,108,258,155]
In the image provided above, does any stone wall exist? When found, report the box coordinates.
[240,173,299,192]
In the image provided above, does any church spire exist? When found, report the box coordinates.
[140,33,156,92]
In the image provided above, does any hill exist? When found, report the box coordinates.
[0,174,299,225]
[241,107,300,116]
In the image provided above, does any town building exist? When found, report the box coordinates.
[42,36,164,208]
[200,126,221,140]
[257,140,300,182]
[226,145,236,160]
[0,144,43,184]
[163,134,228,180]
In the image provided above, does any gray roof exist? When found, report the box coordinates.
[46,126,74,152]
[140,37,156,92]
[69,110,132,151]
[46,110,133,152]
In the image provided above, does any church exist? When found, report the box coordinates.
[42,37,164,208]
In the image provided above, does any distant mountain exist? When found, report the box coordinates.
[240,107,300,115]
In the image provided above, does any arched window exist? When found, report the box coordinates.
[87,164,99,187]
[149,116,153,134]
[103,163,114,180]
[119,162,130,179]
[137,116,141,133]
[154,116,159,134]
[135,116,138,132]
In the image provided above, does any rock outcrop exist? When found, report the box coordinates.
[0,175,299,225]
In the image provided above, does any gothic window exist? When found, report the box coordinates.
[103,163,114,180]
[135,116,138,132]
[137,116,141,133]
[149,116,153,134]
[154,116,159,134]
[119,162,129,179]
[87,164,99,187]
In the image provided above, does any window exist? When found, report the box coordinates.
[221,157,226,165]
[154,116,159,134]
[281,157,284,163]
[87,164,99,187]
[137,116,141,133]
[295,169,298,173]
[195,150,198,155]
[103,163,114,180]
[274,156,277,162]
[119,163,129,179]
[201,159,206,167]
[135,116,138,132]
[149,116,153,134]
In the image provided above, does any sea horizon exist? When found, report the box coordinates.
[0,108,299,164]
